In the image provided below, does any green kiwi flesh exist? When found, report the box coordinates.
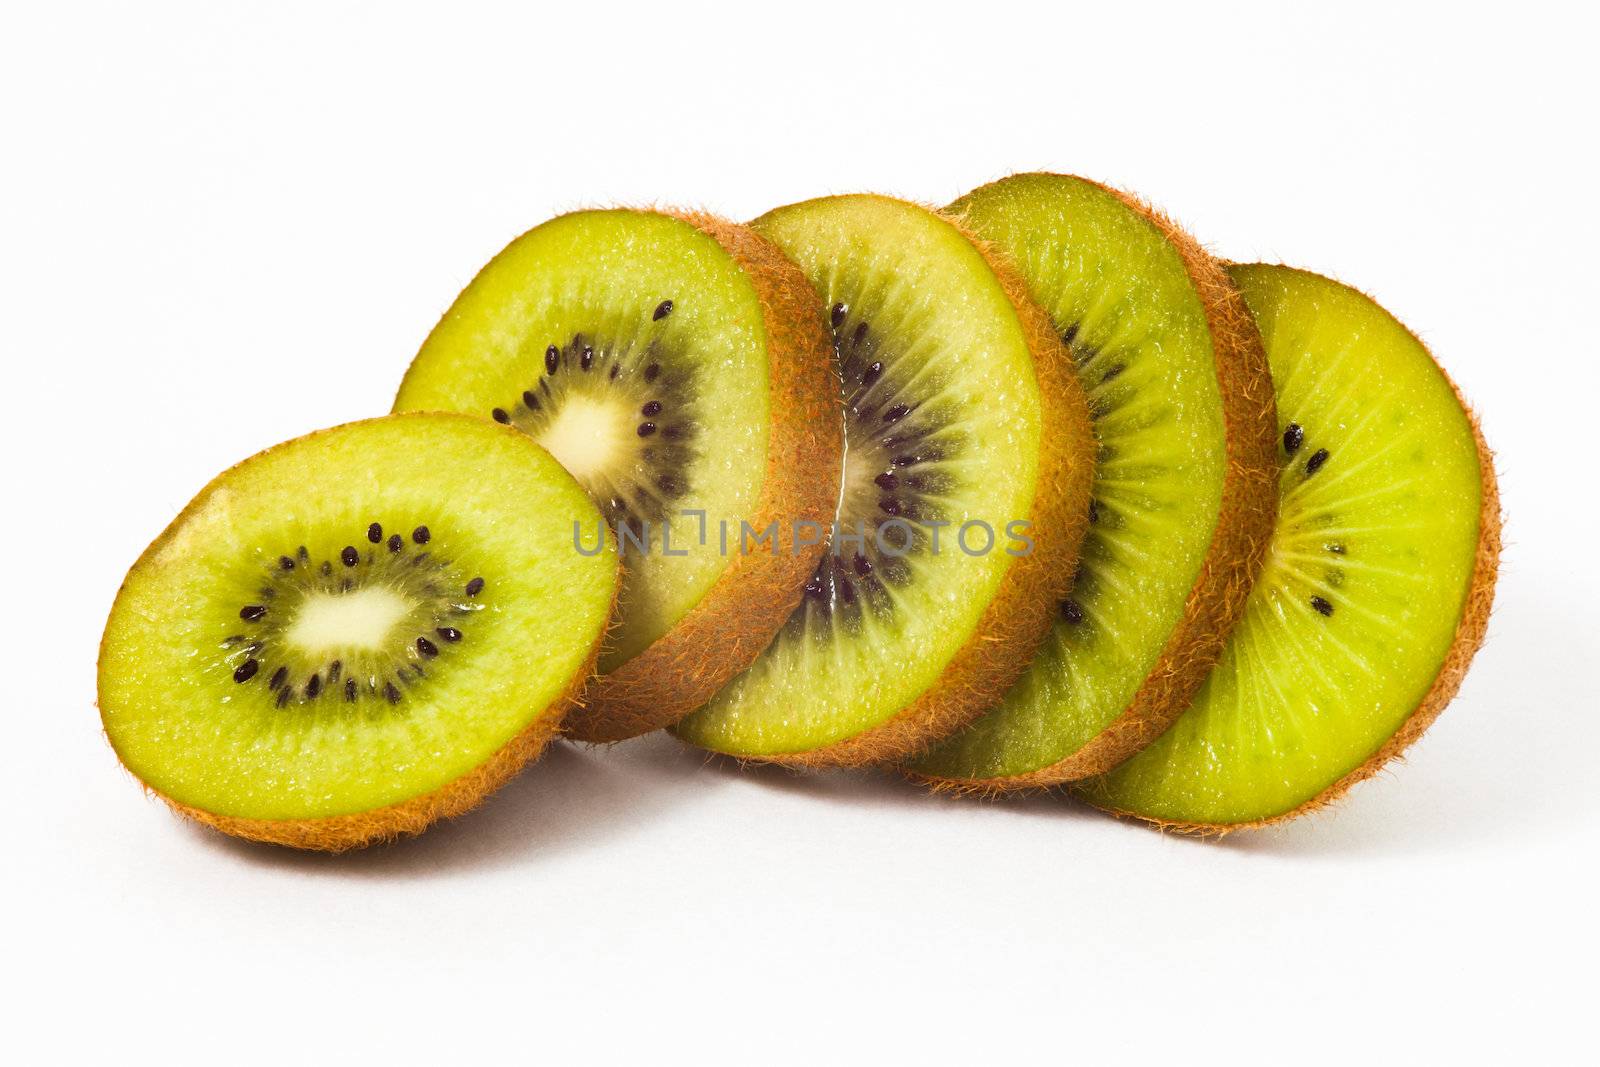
[395,209,779,671]
[98,414,616,836]
[1080,265,1499,827]
[673,194,1070,760]
[910,173,1274,784]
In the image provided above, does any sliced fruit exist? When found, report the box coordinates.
[909,173,1278,787]
[396,209,841,741]
[98,413,617,850]
[673,194,1096,765]
[1079,265,1501,829]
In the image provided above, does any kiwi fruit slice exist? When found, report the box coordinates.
[1079,265,1501,829]
[97,413,617,851]
[907,173,1279,788]
[395,209,841,742]
[672,194,1096,765]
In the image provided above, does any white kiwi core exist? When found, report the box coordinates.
[536,395,632,482]
[285,586,416,656]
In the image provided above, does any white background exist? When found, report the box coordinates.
[4,2,1596,1063]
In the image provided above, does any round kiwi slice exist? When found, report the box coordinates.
[1078,265,1501,829]
[98,413,617,851]
[907,173,1278,788]
[672,194,1096,766]
[395,209,841,742]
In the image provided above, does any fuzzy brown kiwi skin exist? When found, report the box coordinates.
[96,413,621,853]
[1085,265,1503,835]
[735,201,1097,769]
[562,211,843,744]
[909,175,1281,792]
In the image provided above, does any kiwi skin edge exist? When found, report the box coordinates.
[563,211,844,744]
[911,176,1281,791]
[96,413,621,853]
[743,202,1098,769]
[1086,265,1503,835]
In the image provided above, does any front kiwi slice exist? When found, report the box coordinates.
[1079,265,1501,829]
[98,414,618,851]
[673,195,1096,766]
[908,173,1278,788]
[396,209,841,742]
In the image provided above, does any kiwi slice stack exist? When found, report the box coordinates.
[99,174,1500,850]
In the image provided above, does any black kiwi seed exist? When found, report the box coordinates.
[387,533,403,553]
[879,498,903,516]
[1306,448,1330,475]
[1101,362,1126,383]
[297,546,309,561]
[1283,423,1305,456]
[653,299,674,321]
[1061,323,1080,346]
[416,636,439,658]
[233,659,259,683]
[269,666,288,690]
[641,400,663,417]
[523,389,540,409]
[545,345,559,374]
[278,555,296,571]
[644,362,661,383]
[492,407,510,424]
[465,577,484,597]
[240,605,267,621]
[1310,595,1335,617]
[305,674,322,699]
[276,687,292,709]
[327,660,342,684]
[609,363,620,381]
[1326,542,1347,555]
[853,553,872,576]
[320,561,332,577]
[862,361,884,388]
[436,626,462,642]
[580,346,594,371]
[367,523,383,543]
[874,471,898,490]
[412,525,430,545]
[341,546,359,567]
[882,404,911,424]
[852,321,869,347]
[637,422,657,437]
[830,303,848,329]
[1060,600,1086,624]
[344,679,358,702]
[384,682,402,705]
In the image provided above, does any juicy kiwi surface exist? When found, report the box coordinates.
[673,194,1095,765]
[1079,265,1501,829]
[98,414,617,850]
[909,174,1278,787]
[395,209,840,742]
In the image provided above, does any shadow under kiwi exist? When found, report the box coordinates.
[691,742,1106,825]
[183,731,715,877]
